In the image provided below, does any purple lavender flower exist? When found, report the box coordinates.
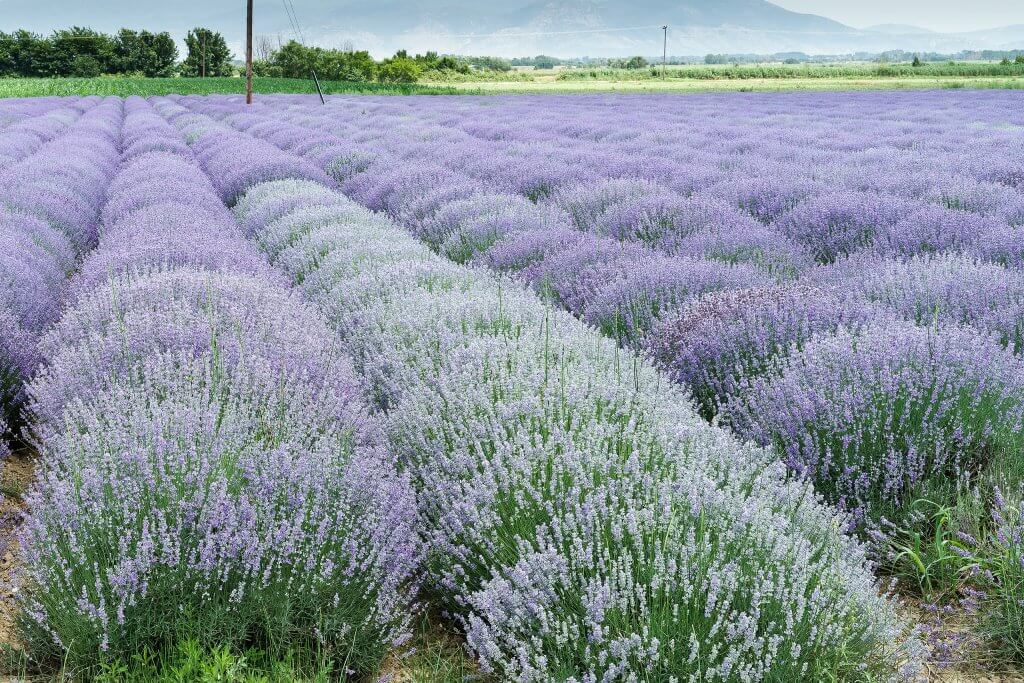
[775,191,920,263]
[722,320,1024,527]
[647,284,879,419]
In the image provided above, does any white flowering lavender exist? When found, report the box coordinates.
[236,179,922,682]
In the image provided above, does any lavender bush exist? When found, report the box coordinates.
[647,284,877,420]
[231,178,920,681]
[723,321,1024,527]
[12,87,1024,678]
[812,253,1024,352]
[0,99,121,435]
[15,100,419,676]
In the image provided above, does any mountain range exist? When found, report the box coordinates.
[0,0,1021,58]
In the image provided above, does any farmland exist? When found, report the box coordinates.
[0,76,458,99]
[2,70,1023,97]
[0,89,1023,680]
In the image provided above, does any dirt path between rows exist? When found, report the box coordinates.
[0,447,35,652]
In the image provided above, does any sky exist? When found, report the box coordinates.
[773,0,1023,33]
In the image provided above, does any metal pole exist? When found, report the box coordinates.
[312,69,325,104]
[246,0,254,104]
[662,25,668,78]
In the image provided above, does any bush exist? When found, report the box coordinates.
[812,252,1024,352]
[647,284,876,419]
[723,321,1024,528]
[376,56,422,83]
[582,255,767,344]
[232,178,922,682]
[16,102,418,677]
[774,191,920,263]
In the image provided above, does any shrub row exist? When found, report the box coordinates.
[217,161,918,677]
[16,97,418,676]
[0,96,120,452]
[172,98,1024,537]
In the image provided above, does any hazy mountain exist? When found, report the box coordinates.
[865,23,935,35]
[0,0,1021,57]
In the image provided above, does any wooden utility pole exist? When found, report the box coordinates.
[662,25,668,78]
[246,0,254,104]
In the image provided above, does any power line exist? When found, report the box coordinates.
[281,0,306,44]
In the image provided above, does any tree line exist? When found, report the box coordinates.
[0,28,178,77]
[255,43,512,83]
[0,26,515,83]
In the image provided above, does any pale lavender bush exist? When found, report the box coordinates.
[233,179,920,682]
[17,101,419,675]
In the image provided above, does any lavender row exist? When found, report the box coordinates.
[238,177,920,680]
[171,95,1024,530]
[15,97,418,675]
[170,97,1024,360]
[177,93,1024,272]
[164,98,783,348]
[145,101,925,679]
[0,97,122,455]
[0,97,98,167]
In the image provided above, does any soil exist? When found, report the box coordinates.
[0,447,35,651]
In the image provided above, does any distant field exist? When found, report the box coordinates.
[0,76,461,98]
[555,60,1024,81]
[429,75,1024,93]
[2,64,1023,99]
[423,60,1024,93]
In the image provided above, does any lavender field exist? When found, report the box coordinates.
[1,90,1023,680]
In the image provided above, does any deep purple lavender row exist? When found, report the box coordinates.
[0,97,74,135]
[177,92,1024,272]
[169,94,1024,533]
[0,97,97,167]
[0,97,121,455]
[148,100,922,680]
[14,97,418,675]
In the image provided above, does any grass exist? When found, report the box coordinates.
[3,72,1023,98]
[0,617,483,682]
[0,76,464,98]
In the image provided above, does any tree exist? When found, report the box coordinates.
[912,54,922,67]
[254,35,275,62]
[1017,55,1024,64]
[268,40,376,82]
[376,56,422,83]
[0,33,20,77]
[47,27,115,76]
[270,40,318,78]
[533,55,558,69]
[624,55,648,70]
[114,29,177,76]
[181,27,232,77]
[320,49,375,81]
